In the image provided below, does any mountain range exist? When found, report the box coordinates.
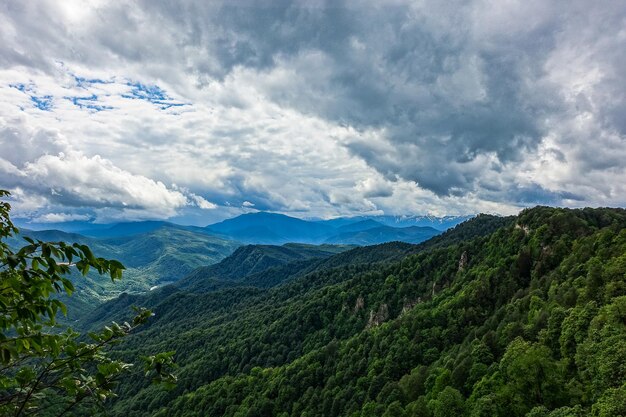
[15,212,470,242]
[8,212,464,320]
[66,206,626,417]
[204,212,447,245]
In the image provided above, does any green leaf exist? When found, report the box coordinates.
[62,278,75,295]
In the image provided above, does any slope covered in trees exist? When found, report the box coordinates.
[72,207,626,417]
[177,243,352,290]
[5,226,240,321]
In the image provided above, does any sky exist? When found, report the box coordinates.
[0,0,625,225]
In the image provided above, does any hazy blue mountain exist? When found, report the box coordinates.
[14,212,471,251]
[205,212,465,245]
[316,214,472,230]
[12,219,111,234]
[325,225,441,245]
[335,219,384,233]
[13,219,183,239]
[206,212,336,244]
[312,217,366,228]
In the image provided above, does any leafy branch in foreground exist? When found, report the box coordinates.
[0,190,176,416]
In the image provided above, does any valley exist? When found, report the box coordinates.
[7,212,457,321]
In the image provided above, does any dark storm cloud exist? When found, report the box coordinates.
[132,0,619,198]
[509,184,585,205]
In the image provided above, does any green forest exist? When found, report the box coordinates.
[2,201,626,416]
[92,207,626,416]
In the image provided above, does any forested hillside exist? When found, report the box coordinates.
[5,226,240,321]
[72,207,626,416]
[178,243,352,290]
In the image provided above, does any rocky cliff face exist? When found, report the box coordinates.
[354,296,365,313]
[367,303,389,328]
[458,250,468,271]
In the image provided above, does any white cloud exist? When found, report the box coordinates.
[0,121,219,221]
[355,177,394,199]
[24,151,188,212]
[32,212,91,223]
[0,0,624,223]
[184,191,217,210]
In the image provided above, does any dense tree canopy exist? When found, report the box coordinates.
[71,206,626,416]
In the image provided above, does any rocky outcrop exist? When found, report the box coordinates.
[354,296,365,313]
[458,251,468,271]
[515,223,530,235]
[367,303,389,328]
[401,298,421,314]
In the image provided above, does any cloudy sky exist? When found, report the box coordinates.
[1,0,624,225]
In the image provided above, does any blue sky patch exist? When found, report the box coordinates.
[65,94,113,112]
[9,82,27,92]
[124,82,169,101]
[73,75,111,88]
[30,95,53,111]
[123,81,188,110]
[155,102,187,110]
[10,83,53,111]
